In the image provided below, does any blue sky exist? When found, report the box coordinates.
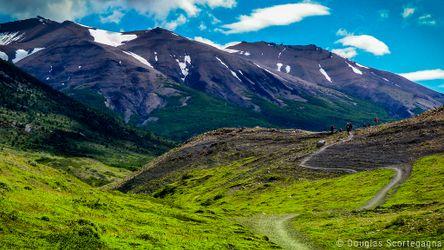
[1,0,443,93]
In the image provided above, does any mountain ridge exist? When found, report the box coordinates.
[1,16,443,140]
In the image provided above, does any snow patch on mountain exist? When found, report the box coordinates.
[0,32,24,45]
[236,51,251,56]
[276,63,283,72]
[176,55,191,81]
[13,48,44,63]
[216,57,241,82]
[0,51,8,61]
[255,63,280,78]
[278,48,286,59]
[319,64,332,83]
[154,51,158,62]
[89,29,137,47]
[356,63,369,69]
[74,22,91,28]
[285,65,291,73]
[346,62,363,75]
[123,51,153,68]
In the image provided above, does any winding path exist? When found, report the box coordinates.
[299,133,357,174]
[253,215,309,250]
[257,132,410,249]
[360,165,407,210]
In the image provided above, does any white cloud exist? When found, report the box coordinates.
[164,14,187,30]
[193,36,239,51]
[379,10,389,19]
[332,47,357,59]
[198,22,207,31]
[418,14,437,26]
[399,69,444,82]
[221,3,330,34]
[402,7,415,18]
[336,28,350,36]
[0,0,236,24]
[336,31,390,56]
[0,0,87,22]
[100,10,124,24]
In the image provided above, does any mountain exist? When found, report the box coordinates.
[227,42,444,117]
[0,59,171,169]
[1,17,443,140]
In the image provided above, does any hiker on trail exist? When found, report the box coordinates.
[330,125,336,134]
[374,117,380,124]
[346,122,353,133]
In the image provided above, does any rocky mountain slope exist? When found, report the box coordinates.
[1,17,443,140]
[0,59,171,169]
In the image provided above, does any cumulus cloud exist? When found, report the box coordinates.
[100,10,124,24]
[399,69,444,82]
[336,30,390,56]
[402,7,415,18]
[220,3,330,34]
[331,47,357,59]
[0,0,88,22]
[418,14,437,26]
[198,23,207,31]
[164,14,187,30]
[0,0,236,27]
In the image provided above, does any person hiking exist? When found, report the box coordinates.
[374,117,380,124]
[330,125,336,134]
[346,122,353,134]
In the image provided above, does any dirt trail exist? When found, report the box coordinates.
[300,132,409,209]
[257,132,410,249]
[252,215,309,250]
[360,165,409,210]
[300,133,357,173]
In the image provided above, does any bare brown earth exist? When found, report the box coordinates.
[305,107,444,171]
[117,128,338,192]
[118,107,444,193]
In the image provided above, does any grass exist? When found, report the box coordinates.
[148,154,443,249]
[0,148,275,249]
[0,149,442,249]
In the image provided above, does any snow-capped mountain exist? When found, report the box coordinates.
[1,17,443,140]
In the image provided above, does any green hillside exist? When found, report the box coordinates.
[0,60,172,170]
[118,108,443,249]
[143,84,393,141]
[0,148,274,249]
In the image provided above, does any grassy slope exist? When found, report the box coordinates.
[0,125,442,249]
[0,60,172,169]
[118,108,444,248]
[144,154,443,249]
[0,148,275,249]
